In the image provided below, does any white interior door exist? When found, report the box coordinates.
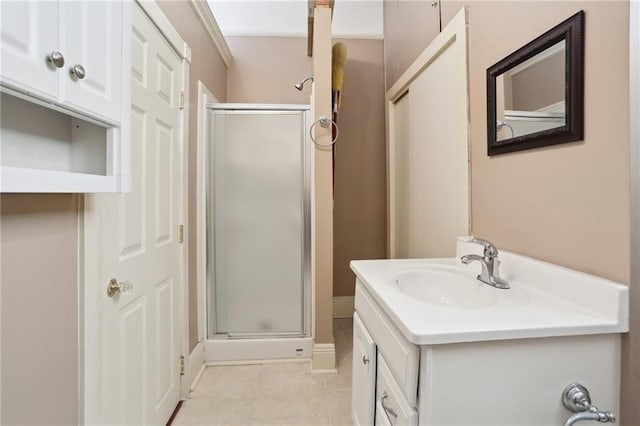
[83,3,183,424]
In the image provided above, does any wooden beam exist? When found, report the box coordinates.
[307,0,333,57]
[308,16,314,57]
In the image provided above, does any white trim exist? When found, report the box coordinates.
[311,343,337,372]
[506,40,565,77]
[628,2,640,420]
[207,103,310,111]
[206,358,310,367]
[220,32,383,40]
[333,296,354,318]
[182,341,206,395]
[136,0,191,62]
[535,101,565,114]
[204,338,313,362]
[76,196,85,425]
[196,82,218,342]
[190,0,233,68]
[179,57,191,397]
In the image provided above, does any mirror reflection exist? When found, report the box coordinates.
[495,40,566,141]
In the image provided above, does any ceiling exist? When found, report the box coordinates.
[206,0,383,39]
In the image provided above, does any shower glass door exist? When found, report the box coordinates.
[208,106,310,338]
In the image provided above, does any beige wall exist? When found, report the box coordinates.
[226,36,387,298]
[509,50,565,111]
[383,0,440,90]
[312,8,335,346]
[333,39,387,296]
[158,0,228,351]
[1,195,79,425]
[226,36,312,104]
[468,2,629,284]
[385,1,636,423]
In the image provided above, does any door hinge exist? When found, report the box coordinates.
[179,92,185,109]
[180,355,185,376]
[178,225,184,244]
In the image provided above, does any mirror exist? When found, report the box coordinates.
[487,11,584,156]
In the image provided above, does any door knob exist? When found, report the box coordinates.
[47,51,65,68]
[70,64,86,80]
[362,355,369,365]
[107,278,133,298]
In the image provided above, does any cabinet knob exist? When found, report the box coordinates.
[47,51,65,68]
[70,64,86,80]
[362,355,369,365]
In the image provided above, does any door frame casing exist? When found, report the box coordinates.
[624,1,640,423]
[81,1,191,422]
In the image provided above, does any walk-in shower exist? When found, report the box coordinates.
[205,104,312,361]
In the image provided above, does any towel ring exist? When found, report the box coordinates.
[310,116,339,148]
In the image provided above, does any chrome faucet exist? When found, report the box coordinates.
[460,238,510,289]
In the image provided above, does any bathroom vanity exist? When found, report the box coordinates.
[351,239,628,425]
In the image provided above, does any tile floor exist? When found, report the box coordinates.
[173,318,354,426]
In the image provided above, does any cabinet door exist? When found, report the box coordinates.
[0,1,61,101]
[352,313,377,426]
[61,1,123,124]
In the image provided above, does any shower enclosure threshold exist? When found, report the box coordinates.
[204,336,313,362]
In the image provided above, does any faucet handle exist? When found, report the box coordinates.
[471,237,498,258]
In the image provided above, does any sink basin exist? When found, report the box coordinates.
[386,266,499,309]
[351,241,629,345]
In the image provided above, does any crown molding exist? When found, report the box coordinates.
[190,0,233,68]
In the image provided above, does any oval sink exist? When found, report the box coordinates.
[387,267,499,309]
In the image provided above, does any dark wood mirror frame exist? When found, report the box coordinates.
[487,11,585,156]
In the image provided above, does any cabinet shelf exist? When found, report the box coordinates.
[1,167,117,193]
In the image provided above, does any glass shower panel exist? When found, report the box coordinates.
[210,110,306,337]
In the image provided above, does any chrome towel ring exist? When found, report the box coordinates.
[309,116,339,148]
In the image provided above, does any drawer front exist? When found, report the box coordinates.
[376,354,418,426]
[355,281,419,405]
[375,401,393,426]
[352,313,377,426]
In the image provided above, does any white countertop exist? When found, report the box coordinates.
[350,242,629,345]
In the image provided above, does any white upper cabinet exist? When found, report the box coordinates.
[0,1,61,102]
[0,0,131,193]
[60,1,123,124]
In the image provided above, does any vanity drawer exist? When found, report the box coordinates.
[376,354,418,426]
[355,281,419,405]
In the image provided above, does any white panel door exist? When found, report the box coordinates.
[61,1,123,123]
[352,313,377,426]
[84,3,182,424]
[388,11,469,258]
[0,1,61,101]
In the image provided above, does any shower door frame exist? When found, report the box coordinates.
[205,103,313,343]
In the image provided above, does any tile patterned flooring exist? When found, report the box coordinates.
[173,319,354,426]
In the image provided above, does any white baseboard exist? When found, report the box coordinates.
[311,343,337,373]
[181,341,205,397]
[204,337,313,362]
[333,296,355,318]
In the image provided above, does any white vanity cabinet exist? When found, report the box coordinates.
[0,0,131,192]
[352,278,622,426]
